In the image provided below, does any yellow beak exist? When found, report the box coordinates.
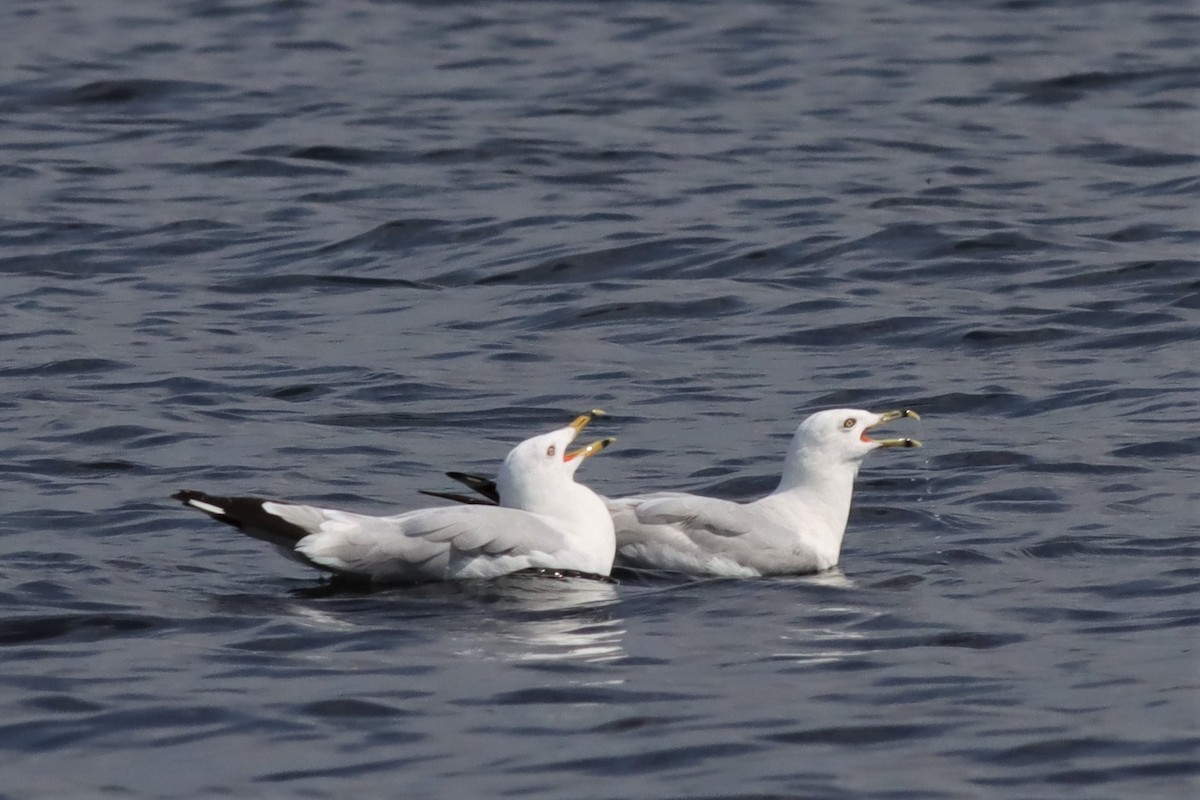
[569,409,606,433]
[565,437,616,462]
[867,409,922,448]
[565,410,612,460]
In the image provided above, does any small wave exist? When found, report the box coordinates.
[0,614,160,646]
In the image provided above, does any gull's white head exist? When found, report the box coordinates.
[776,408,921,493]
[794,408,922,463]
[760,408,921,567]
[496,410,614,512]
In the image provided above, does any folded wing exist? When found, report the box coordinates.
[174,490,579,582]
[610,492,818,576]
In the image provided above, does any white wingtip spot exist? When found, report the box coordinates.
[188,499,227,516]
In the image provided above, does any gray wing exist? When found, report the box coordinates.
[619,493,758,537]
[271,503,577,581]
[610,493,810,576]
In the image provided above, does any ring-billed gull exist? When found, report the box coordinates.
[422,408,921,577]
[173,411,616,582]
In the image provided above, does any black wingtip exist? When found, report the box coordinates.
[445,471,501,503]
[172,489,311,548]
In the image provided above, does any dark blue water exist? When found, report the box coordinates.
[2,0,1198,797]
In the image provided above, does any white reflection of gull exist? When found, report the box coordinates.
[756,569,881,666]
[771,626,871,667]
[451,577,626,664]
[288,603,362,633]
[216,576,626,667]
[771,601,887,667]
[797,568,856,589]
[496,615,626,664]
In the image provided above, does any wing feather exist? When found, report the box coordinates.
[610,492,819,576]
[294,505,573,581]
[618,493,756,538]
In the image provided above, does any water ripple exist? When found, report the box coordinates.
[1,1,1196,798]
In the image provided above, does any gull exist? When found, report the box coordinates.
[421,408,921,577]
[173,411,616,583]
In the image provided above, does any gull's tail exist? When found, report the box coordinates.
[172,490,312,549]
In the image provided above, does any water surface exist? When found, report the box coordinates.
[1,1,1197,797]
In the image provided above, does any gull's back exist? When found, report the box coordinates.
[608,491,833,576]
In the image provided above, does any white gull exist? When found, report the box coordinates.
[423,408,921,577]
[173,411,615,583]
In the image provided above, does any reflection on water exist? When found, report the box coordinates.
[451,577,626,664]
[796,569,855,590]
[772,622,873,667]
[286,601,366,633]
[275,574,628,664]
[765,571,877,667]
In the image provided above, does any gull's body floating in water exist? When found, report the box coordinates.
[422,408,921,577]
[174,411,616,583]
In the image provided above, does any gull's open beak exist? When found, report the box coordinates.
[865,409,922,448]
[569,409,606,434]
[565,437,616,462]
[565,409,612,461]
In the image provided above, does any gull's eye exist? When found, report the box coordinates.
[843,417,856,429]
[546,445,556,457]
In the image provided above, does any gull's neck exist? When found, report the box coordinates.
[755,446,864,567]
[499,473,595,521]
[497,471,616,574]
